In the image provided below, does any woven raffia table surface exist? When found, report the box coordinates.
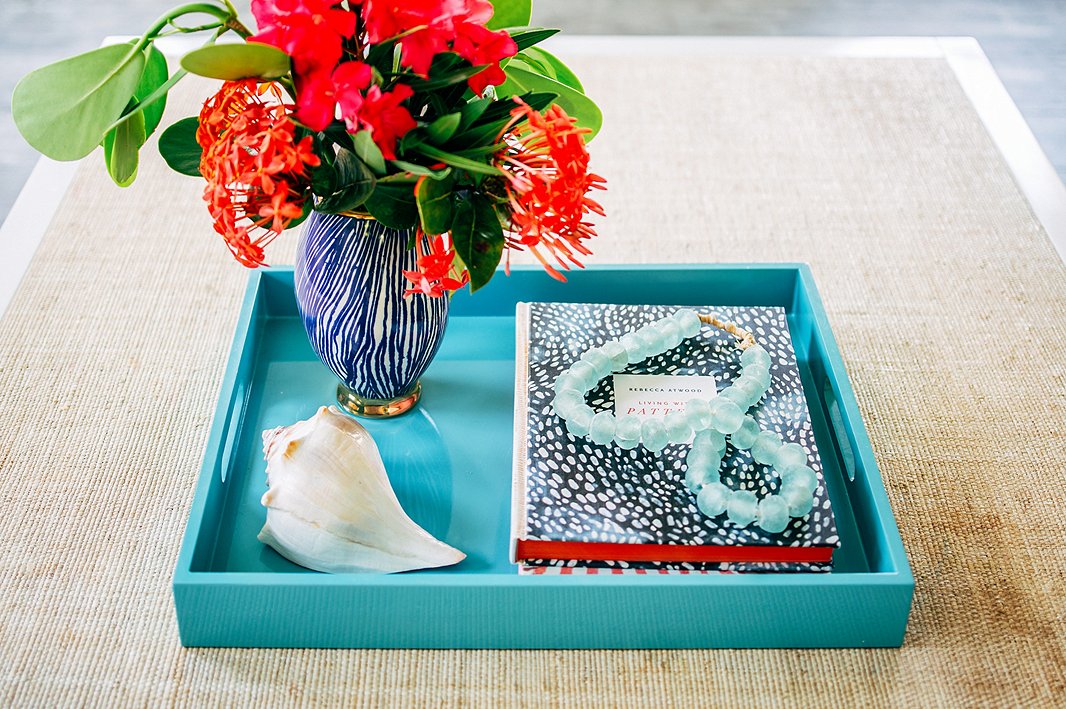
[2,51,1064,707]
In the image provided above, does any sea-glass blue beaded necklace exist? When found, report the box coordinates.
[552,308,818,533]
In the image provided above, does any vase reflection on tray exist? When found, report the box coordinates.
[295,211,449,418]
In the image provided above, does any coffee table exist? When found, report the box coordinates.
[1,36,1063,706]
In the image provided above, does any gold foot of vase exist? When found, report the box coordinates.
[336,382,422,418]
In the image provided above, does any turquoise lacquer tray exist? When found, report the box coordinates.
[172,264,913,648]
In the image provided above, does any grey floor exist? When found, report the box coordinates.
[1,0,1064,225]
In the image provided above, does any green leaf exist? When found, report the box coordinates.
[451,193,504,292]
[452,143,507,158]
[416,172,456,235]
[364,184,418,230]
[426,113,462,144]
[102,109,145,187]
[507,27,560,52]
[516,47,583,92]
[180,42,290,81]
[390,160,435,176]
[157,116,202,177]
[400,129,425,153]
[314,149,377,213]
[134,43,169,137]
[497,65,602,139]
[366,38,397,69]
[488,0,532,30]
[459,98,492,129]
[13,43,147,161]
[352,130,387,175]
[391,160,453,179]
[97,43,169,187]
[417,144,502,176]
[454,91,556,143]
[444,88,563,156]
[449,120,512,152]
[106,67,185,136]
[405,64,485,92]
[378,173,419,185]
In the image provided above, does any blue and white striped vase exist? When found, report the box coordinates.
[294,212,449,418]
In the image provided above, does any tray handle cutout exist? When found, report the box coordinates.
[822,378,858,482]
[219,380,247,483]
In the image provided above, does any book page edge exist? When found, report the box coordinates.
[509,301,531,564]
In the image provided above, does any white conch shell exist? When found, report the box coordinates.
[258,405,465,573]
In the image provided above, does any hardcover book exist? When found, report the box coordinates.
[510,302,840,573]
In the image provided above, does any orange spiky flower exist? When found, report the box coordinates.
[197,80,320,267]
[496,98,606,280]
[403,230,471,298]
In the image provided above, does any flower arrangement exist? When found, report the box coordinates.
[13,0,605,295]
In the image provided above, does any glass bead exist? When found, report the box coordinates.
[710,398,744,434]
[636,327,664,357]
[781,464,818,493]
[743,364,771,390]
[657,319,684,349]
[720,386,750,407]
[696,482,731,517]
[684,398,713,430]
[566,406,594,437]
[552,389,585,419]
[740,344,770,368]
[601,340,629,371]
[580,348,612,377]
[685,460,719,493]
[553,373,578,395]
[641,419,669,453]
[731,376,766,406]
[588,411,617,446]
[743,359,769,377]
[614,413,642,443]
[594,362,615,381]
[664,412,693,443]
[726,489,759,527]
[673,309,702,338]
[568,360,599,390]
[686,448,719,476]
[616,437,639,450]
[620,333,646,362]
[694,428,727,455]
[779,483,814,516]
[688,434,723,461]
[731,415,761,450]
[775,442,808,470]
[751,430,783,465]
[756,495,790,533]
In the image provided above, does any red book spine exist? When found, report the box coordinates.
[516,539,833,564]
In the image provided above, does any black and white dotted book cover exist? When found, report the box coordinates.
[513,302,840,574]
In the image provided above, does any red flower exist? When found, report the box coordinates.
[331,60,372,125]
[250,0,357,130]
[356,0,516,94]
[197,80,320,267]
[292,68,339,134]
[332,60,416,159]
[403,229,470,297]
[359,0,450,74]
[495,99,606,281]
[452,19,515,95]
[355,84,416,159]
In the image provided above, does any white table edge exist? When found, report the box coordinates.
[2,36,1062,319]
[935,37,1066,263]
